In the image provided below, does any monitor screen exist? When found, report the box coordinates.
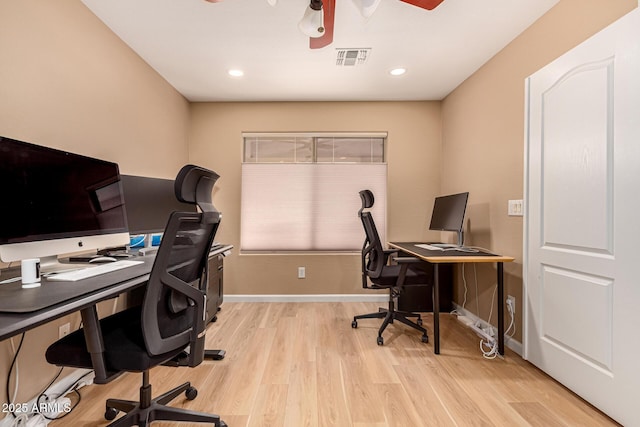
[120,174,196,235]
[429,192,469,233]
[0,136,129,263]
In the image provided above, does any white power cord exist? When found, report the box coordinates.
[451,260,516,359]
[449,264,469,317]
[480,283,499,359]
[473,264,480,317]
[504,297,516,341]
[481,294,516,359]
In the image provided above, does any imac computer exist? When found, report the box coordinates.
[429,192,469,247]
[0,136,130,267]
[119,174,196,252]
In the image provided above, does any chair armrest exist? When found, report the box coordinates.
[391,256,423,288]
[162,274,208,367]
[383,248,398,264]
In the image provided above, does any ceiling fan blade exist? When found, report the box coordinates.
[399,0,445,10]
[310,0,335,49]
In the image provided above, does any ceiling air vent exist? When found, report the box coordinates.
[336,48,371,66]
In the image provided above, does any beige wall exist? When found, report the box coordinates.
[441,0,637,342]
[188,101,443,295]
[0,0,190,411]
[0,0,190,177]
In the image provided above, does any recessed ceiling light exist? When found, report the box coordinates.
[389,68,407,76]
[228,69,244,77]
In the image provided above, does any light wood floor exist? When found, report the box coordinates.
[52,302,618,426]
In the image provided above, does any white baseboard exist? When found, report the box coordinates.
[223,294,388,303]
[452,303,522,356]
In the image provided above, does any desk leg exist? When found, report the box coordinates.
[433,263,440,355]
[80,306,110,383]
[497,262,505,356]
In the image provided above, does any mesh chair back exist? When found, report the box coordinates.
[142,165,221,357]
[359,190,385,280]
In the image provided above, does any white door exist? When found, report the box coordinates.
[524,8,640,426]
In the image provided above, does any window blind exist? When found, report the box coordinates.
[241,163,387,251]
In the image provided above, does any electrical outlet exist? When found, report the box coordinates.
[58,322,70,338]
[297,267,305,279]
[506,295,516,314]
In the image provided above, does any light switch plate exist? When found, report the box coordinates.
[508,199,523,216]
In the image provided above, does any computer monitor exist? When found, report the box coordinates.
[429,192,469,246]
[0,136,130,264]
[120,174,196,235]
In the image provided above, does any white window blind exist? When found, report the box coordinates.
[241,163,387,251]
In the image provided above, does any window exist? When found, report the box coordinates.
[241,133,387,252]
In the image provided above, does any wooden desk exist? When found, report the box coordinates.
[389,242,514,355]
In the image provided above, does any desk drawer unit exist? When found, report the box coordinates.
[396,258,452,313]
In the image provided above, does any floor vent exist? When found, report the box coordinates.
[336,48,371,66]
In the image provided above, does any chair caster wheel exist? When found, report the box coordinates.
[352,320,358,328]
[417,318,423,326]
[377,336,384,346]
[105,407,119,421]
[185,386,198,400]
[218,422,228,427]
[421,334,429,343]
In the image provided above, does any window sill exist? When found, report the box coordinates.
[239,250,359,256]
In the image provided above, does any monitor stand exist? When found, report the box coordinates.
[41,256,80,273]
[431,230,464,249]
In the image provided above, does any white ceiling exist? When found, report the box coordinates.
[81,0,559,102]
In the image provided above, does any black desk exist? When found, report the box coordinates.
[0,256,154,342]
[0,245,232,341]
[0,256,154,382]
[0,244,232,382]
[388,242,514,356]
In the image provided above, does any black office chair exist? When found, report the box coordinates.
[351,190,430,346]
[46,165,226,427]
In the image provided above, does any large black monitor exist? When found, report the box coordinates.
[120,174,196,235]
[0,136,130,264]
[429,192,469,246]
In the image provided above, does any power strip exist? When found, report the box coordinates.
[456,314,495,344]
[469,322,495,344]
[0,370,94,427]
[456,314,474,327]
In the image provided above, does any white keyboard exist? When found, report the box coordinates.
[415,243,479,253]
[46,260,144,282]
[415,244,448,251]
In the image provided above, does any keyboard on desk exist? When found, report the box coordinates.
[46,260,144,282]
[414,243,480,253]
[415,243,457,251]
